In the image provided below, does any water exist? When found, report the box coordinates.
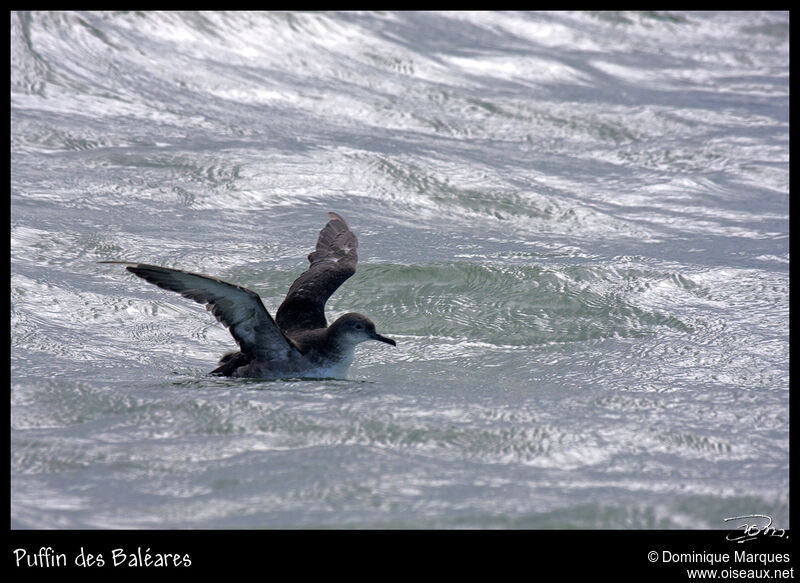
[11,11,788,529]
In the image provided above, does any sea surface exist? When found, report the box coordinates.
[11,11,789,529]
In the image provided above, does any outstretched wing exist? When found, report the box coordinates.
[101,261,296,360]
[275,212,358,333]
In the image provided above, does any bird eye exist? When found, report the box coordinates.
[355,323,363,329]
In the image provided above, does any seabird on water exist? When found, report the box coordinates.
[100,212,396,379]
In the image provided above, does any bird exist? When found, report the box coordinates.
[100,212,396,379]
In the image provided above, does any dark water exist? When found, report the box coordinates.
[11,11,788,529]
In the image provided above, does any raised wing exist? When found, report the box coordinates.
[101,261,296,360]
[275,212,357,333]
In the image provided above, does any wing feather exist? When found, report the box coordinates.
[275,212,358,333]
[101,261,295,360]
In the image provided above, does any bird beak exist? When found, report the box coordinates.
[372,332,396,346]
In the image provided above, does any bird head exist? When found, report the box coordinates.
[330,313,396,347]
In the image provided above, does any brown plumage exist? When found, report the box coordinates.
[100,212,395,378]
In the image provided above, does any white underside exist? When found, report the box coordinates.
[303,349,354,379]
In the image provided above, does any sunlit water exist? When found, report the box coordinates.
[11,11,788,529]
